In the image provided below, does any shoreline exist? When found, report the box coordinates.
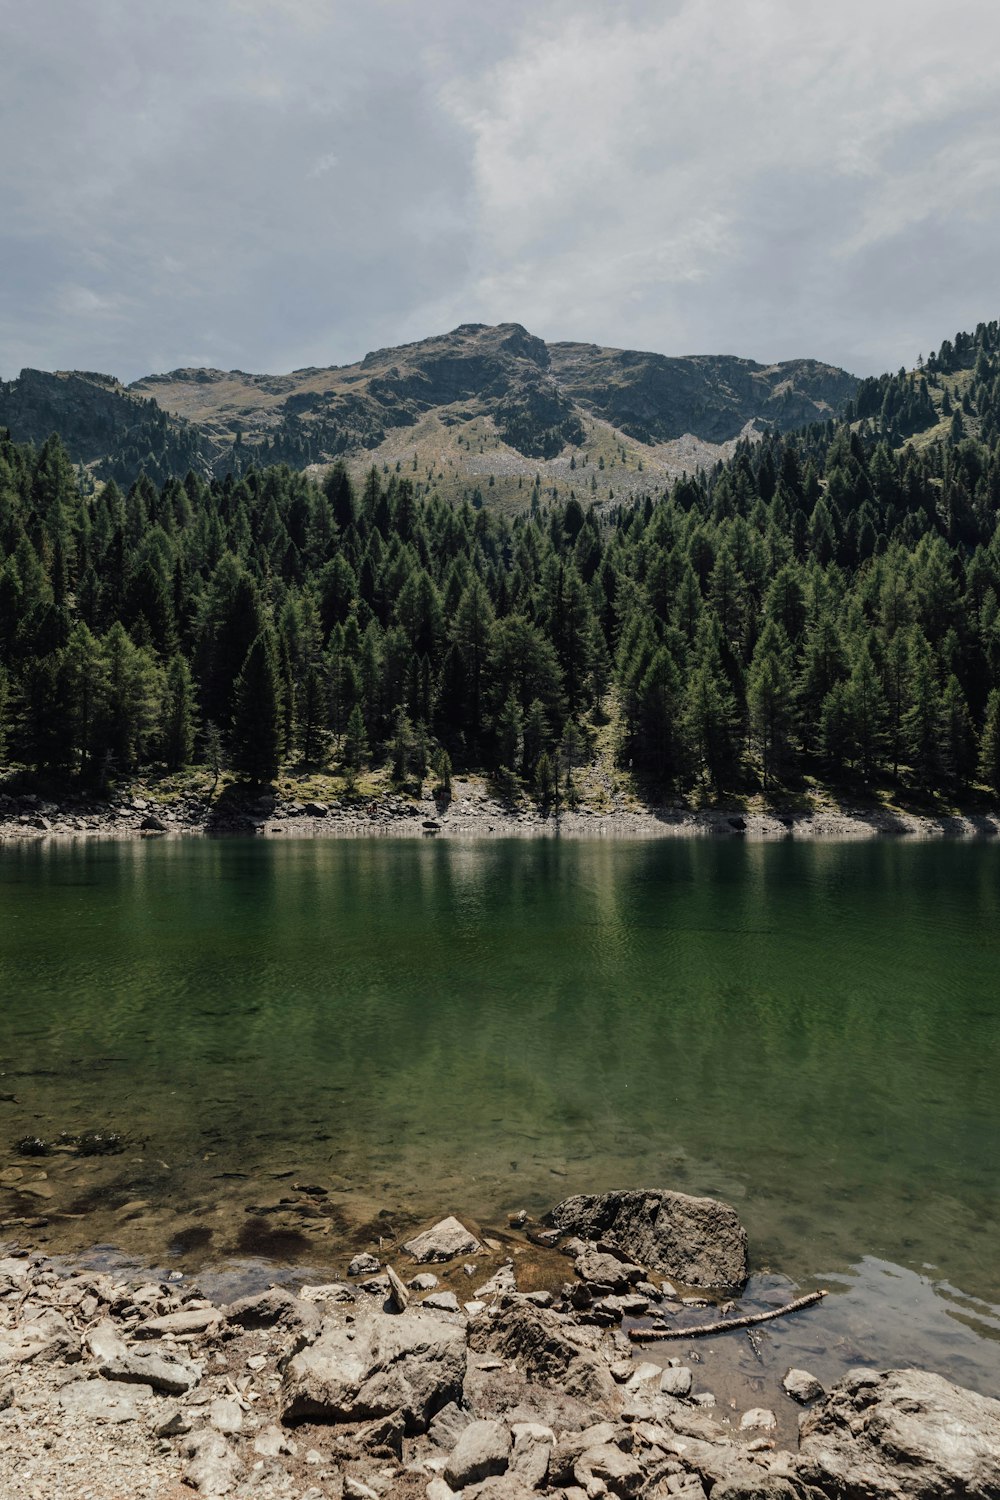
[2,1191,998,1499]
[3,778,1000,844]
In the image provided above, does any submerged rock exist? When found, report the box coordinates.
[782,1366,824,1404]
[547,1188,749,1288]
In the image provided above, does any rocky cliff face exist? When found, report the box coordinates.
[0,368,208,483]
[547,342,858,443]
[1,324,858,487]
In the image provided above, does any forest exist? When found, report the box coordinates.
[2,320,1000,805]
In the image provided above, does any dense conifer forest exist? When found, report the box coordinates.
[3,320,1000,804]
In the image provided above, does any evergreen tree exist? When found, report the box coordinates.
[343,703,369,772]
[230,632,283,783]
[97,622,161,771]
[161,654,197,770]
[747,622,795,787]
[978,688,1000,793]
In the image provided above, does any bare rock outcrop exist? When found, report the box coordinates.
[789,1366,1000,1499]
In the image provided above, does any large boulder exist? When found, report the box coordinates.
[792,1367,1000,1499]
[280,1306,466,1433]
[547,1189,749,1288]
[403,1215,482,1263]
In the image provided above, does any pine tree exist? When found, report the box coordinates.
[847,642,888,778]
[343,703,369,772]
[747,622,795,787]
[902,633,942,782]
[978,688,1000,793]
[161,654,197,770]
[941,675,975,787]
[97,623,161,771]
[682,661,738,789]
[230,632,283,783]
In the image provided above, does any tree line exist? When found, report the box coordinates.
[2,319,1000,802]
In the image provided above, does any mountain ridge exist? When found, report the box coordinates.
[1,322,857,496]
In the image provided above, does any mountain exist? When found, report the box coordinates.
[0,323,857,501]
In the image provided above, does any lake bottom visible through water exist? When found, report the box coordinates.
[1,835,999,1399]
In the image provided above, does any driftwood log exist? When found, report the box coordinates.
[628,1288,827,1342]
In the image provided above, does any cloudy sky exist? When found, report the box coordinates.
[3,0,999,382]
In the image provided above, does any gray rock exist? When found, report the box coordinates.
[423,1291,461,1313]
[404,1215,483,1263]
[429,1399,474,1450]
[659,1365,693,1398]
[444,1418,511,1489]
[510,1420,554,1488]
[225,1286,320,1333]
[135,1306,221,1338]
[468,1301,617,1409]
[57,1376,153,1422]
[155,1408,193,1437]
[181,1428,242,1495]
[410,1273,440,1291]
[740,1407,777,1430]
[86,1317,200,1394]
[547,1189,749,1288]
[333,1410,405,1460]
[299,1281,355,1303]
[349,1252,382,1276]
[782,1367,824,1404]
[0,1308,74,1365]
[574,1441,644,1497]
[466,1479,536,1499]
[386,1263,411,1311]
[475,1263,518,1299]
[253,1424,289,1457]
[207,1396,243,1434]
[427,1482,457,1500]
[575,1249,641,1292]
[549,1422,621,1486]
[343,1480,380,1500]
[281,1305,466,1432]
[711,1482,802,1500]
[794,1367,1000,1499]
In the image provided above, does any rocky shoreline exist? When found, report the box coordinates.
[2,1188,998,1499]
[2,780,999,844]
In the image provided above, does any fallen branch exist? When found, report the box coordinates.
[628,1288,827,1342]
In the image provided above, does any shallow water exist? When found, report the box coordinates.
[1,836,998,1389]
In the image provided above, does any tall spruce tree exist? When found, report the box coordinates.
[230,632,283,783]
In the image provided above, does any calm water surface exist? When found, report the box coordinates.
[1,836,998,1391]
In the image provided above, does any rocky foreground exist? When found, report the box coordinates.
[2,1189,998,1499]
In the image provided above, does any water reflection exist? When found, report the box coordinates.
[0,836,998,1316]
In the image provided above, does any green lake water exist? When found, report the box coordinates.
[1,835,999,1395]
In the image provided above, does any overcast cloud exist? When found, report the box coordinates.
[2,0,999,381]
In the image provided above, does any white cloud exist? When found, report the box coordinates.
[439,0,1000,368]
[2,0,1000,380]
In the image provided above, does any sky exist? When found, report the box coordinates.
[3,0,1000,383]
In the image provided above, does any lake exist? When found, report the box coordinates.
[1,835,999,1395]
